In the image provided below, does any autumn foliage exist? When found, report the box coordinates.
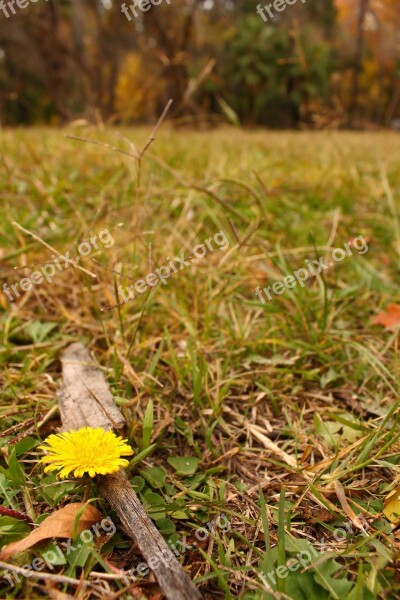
[0,0,399,127]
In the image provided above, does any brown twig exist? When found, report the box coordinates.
[56,343,202,600]
[139,99,173,159]
[12,222,96,279]
[0,560,102,590]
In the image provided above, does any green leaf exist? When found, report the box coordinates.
[25,321,57,343]
[41,540,67,566]
[139,466,167,489]
[259,490,273,581]
[141,400,154,451]
[8,448,26,486]
[170,510,189,519]
[277,488,287,592]
[347,568,376,600]
[127,443,157,469]
[174,417,194,446]
[36,474,77,506]
[320,367,339,388]
[0,473,20,507]
[64,542,92,575]
[168,456,200,476]
[143,492,166,520]
[156,518,176,535]
[183,473,205,488]
[0,517,30,543]
[15,436,38,455]
[286,571,330,600]
[130,475,145,492]
[313,558,353,599]
[284,535,318,555]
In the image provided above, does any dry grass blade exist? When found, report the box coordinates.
[12,221,96,278]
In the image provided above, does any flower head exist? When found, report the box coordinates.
[39,427,133,479]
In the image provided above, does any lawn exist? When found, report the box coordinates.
[1,127,400,599]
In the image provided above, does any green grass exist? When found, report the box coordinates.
[1,127,400,598]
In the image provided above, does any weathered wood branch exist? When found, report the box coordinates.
[57,343,125,431]
[57,343,201,600]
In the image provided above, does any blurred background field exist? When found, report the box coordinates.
[0,0,399,130]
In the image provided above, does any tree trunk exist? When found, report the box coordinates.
[348,0,369,127]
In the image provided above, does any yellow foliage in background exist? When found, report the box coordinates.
[116,53,167,122]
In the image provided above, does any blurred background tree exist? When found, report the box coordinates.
[0,0,399,128]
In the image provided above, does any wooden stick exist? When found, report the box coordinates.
[0,559,101,590]
[98,470,201,600]
[57,343,201,600]
[57,343,126,431]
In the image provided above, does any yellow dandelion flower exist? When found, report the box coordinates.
[39,427,134,479]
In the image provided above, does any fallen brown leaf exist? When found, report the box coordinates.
[373,304,400,330]
[332,390,366,417]
[0,502,101,560]
[301,504,336,523]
